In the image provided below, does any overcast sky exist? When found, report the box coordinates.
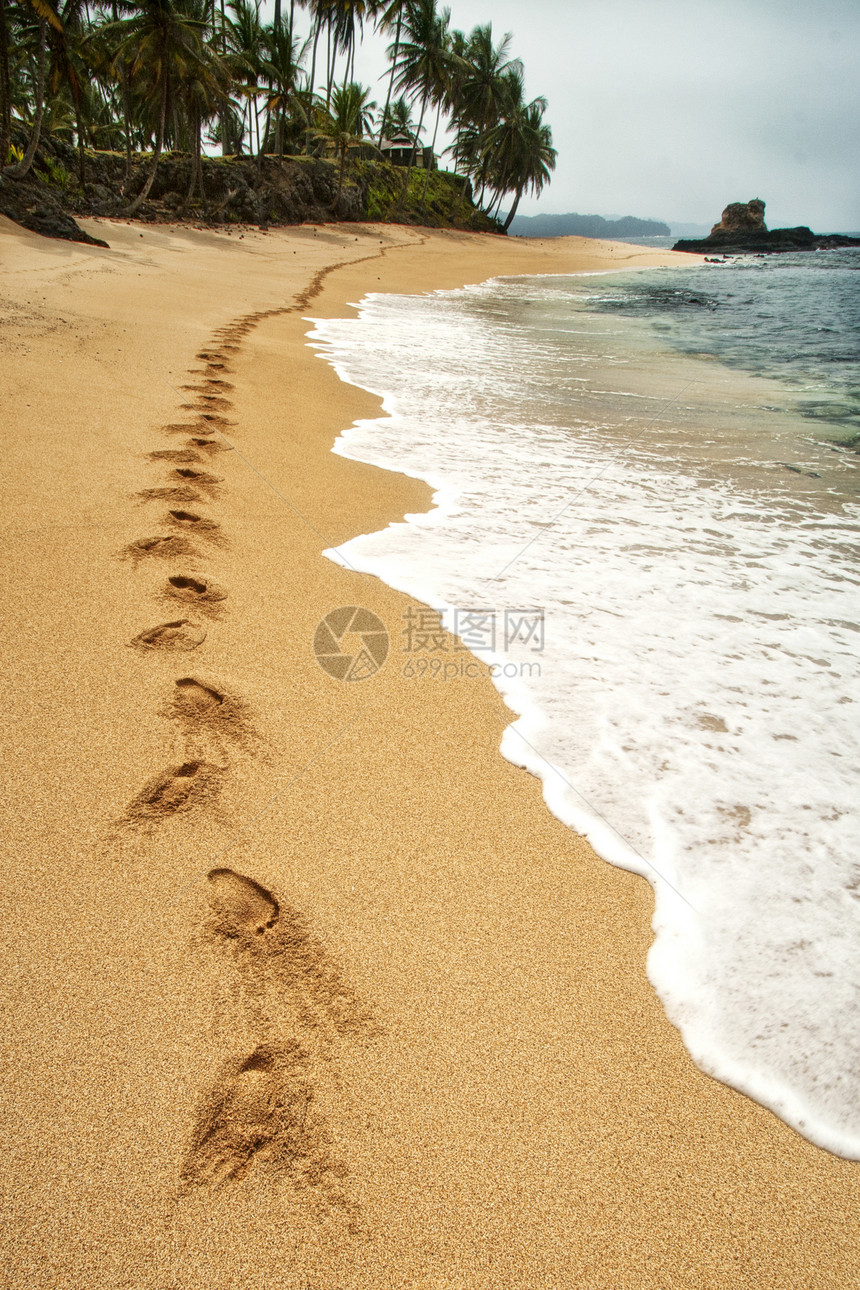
[269,0,860,230]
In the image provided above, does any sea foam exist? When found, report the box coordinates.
[308,271,860,1157]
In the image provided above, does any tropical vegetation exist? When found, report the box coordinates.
[0,0,556,227]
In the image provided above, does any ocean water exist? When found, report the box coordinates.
[307,249,860,1157]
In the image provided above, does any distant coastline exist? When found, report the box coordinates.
[509,210,669,239]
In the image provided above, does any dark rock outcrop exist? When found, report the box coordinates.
[673,197,860,255]
[0,172,108,246]
[0,134,497,247]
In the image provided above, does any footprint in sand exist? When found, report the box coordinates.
[182,378,234,394]
[181,1042,313,1188]
[196,413,233,430]
[182,395,232,412]
[130,620,206,652]
[149,447,202,463]
[169,677,252,746]
[188,437,232,455]
[172,468,222,494]
[138,485,202,505]
[166,574,228,605]
[207,867,280,936]
[167,510,221,539]
[180,869,370,1197]
[126,759,218,820]
[174,675,224,712]
[123,534,196,561]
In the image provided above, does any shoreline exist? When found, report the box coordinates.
[1,217,857,1288]
[310,268,860,1162]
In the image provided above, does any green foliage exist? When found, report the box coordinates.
[355,157,496,229]
[41,154,72,188]
[0,0,555,227]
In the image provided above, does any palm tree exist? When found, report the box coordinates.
[261,19,306,155]
[2,0,62,177]
[224,0,266,154]
[116,0,209,213]
[454,22,520,134]
[177,3,228,206]
[374,0,402,147]
[38,0,100,187]
[482,90,556,230]
[327,0,378,85]
[314,76,374,208]
[384,91,414,139]
[388,0,450,216]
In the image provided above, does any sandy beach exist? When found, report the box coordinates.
[1,215,857,1288]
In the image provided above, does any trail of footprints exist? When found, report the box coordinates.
[122,306,369,1202]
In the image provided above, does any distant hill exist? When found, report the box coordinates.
[509,212,670,239]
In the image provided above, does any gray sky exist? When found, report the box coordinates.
[272,0,860,229]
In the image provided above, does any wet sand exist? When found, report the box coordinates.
[1,216,857,1288]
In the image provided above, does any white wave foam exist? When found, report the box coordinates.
[308,275,860,1157]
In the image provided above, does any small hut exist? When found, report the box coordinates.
[378,131,435,170]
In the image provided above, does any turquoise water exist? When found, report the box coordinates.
[587,249,860,435]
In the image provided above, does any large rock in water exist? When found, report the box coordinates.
[710,197,767,235]
[672,197,859,254]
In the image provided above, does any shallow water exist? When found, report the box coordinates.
[308,253,860,1157]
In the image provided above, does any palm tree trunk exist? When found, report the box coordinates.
[124,71,168,214]
[74,98,87,190]
[392,91,426,220]
[181,110,199,211]
[325,19,334,108]
[332,144,346,213]
[376,5,401,149]
[121,69,132,185]
[305,18,321,153]
[0,0,12,171]
[219,0,229,153]
[5,18,47,179]
[309,17,320,92]
[502,188,522,230]
[419,98,442,212]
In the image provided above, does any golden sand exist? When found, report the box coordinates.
[1,216,857,1288]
